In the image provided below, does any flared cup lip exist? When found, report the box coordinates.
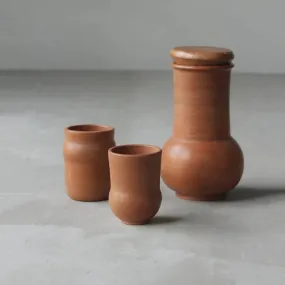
[65,124,114,134]
[109,144,162,158]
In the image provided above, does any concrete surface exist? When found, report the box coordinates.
[0,71,284,284]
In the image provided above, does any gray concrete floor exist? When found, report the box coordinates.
[0,71,284,284]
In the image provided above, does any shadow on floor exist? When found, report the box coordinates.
[149,216,183,225]
[227,186,285,202]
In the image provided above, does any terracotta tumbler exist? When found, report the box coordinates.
[108,144,162,225]
[161,46,244,201]
[63,124,115,201]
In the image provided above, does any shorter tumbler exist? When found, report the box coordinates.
[108,144,162,225]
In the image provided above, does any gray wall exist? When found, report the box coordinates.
[0,0,284,73]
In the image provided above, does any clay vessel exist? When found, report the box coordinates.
[108,144,162,225]
[63,124,115,201]
[161,46,244,201]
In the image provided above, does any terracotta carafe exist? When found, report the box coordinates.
[161,46,244,201]
[63,124,115,201]
[108,144,162,225]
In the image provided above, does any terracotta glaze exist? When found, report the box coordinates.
[161,46,244,201]
[108,144,162,225]
[63,124,115,201]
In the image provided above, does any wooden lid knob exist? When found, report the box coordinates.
[170,46,234,66]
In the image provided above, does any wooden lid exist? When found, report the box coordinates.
[170,46,234,66]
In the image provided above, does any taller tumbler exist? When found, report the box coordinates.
[161,46,244,201]
[64,124,115,201]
